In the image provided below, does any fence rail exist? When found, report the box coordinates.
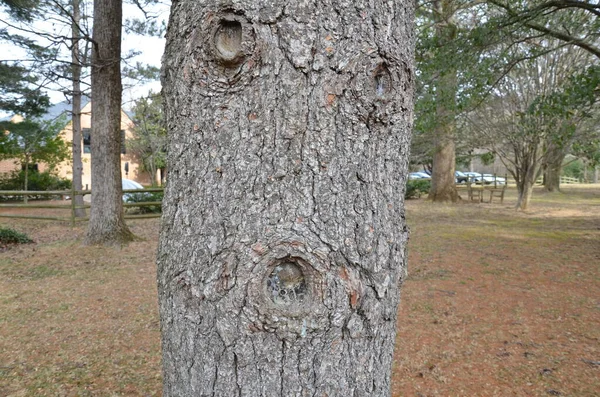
[0,187,164,224]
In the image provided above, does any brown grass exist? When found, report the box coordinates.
[1,185,599,396]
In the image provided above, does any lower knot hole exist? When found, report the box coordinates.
[267,262,307,305]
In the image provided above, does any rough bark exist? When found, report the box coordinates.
[71,0,86,218]
[85,0,134,245]
[427,0,459,203]
[158,1,414,396]
[542,147,564,192]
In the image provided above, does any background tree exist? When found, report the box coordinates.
[488,0,600,59]
[158,0,414,395]
[0,116,70,202]
[539,63,600,191]
[467,46,598,209]
[128,91,166,185]
[85,0,134,245]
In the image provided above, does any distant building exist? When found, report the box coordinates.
[0,101,151,188]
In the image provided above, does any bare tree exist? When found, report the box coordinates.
[157,0,414,395]
[468,46,596,209]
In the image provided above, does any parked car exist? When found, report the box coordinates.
[122,178,151,202]
[464,172,506,185]
[455,171,468,183]
[409,172,431,180]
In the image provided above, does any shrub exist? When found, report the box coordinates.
[0,170,72,200]
[0,227,33,245]
[405,179,431,199]
[562,159,584,180]
[125,190,163,214]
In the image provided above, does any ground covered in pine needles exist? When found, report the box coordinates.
[1,185,599,396]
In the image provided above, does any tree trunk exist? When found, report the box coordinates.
[158,1,414,395]
[85,0,134,245]
[515,160,538,211]
[428,0,459,202]
[71,0,86,218]
[23,155,29,204]
[542,142,565,192]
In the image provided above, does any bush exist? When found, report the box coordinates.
[0,227,33,245]
[0,170,72,200]
[405,179,431,199]
[125,190,163,214]
[562,159,584,180]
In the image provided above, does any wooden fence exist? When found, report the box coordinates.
[0,187,164,225]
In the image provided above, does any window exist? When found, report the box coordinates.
[121,130,126,154]
[83,128,91,153]
[21,163,39,172]
[81,128,126,154]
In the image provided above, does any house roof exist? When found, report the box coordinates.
[3,96,135,127]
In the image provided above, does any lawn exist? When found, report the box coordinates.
[1,185,599,396]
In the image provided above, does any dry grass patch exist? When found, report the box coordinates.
[1,184,599,395]
[393,185,600,396]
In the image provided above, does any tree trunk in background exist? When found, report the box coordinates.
[71,0,86,218]
[158,1,414,395]
[543,147,564,192]
[23,155,29,204]
[428,0,459,202]
[515,152,539,211]
[85,0,134,245]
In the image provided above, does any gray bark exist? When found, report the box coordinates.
[71,0,86,218]
[542,145,564,192]
[158,1,414,396]
[85,0,134,245]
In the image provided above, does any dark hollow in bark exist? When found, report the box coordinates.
[158,1,415,395]
[215,20,243,63]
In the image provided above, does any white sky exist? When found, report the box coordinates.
[0,1,170,113]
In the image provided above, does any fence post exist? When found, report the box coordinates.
[71,186,76,228]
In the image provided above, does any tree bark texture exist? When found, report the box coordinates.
[85,0,134,245]
[427,0,459,203]
[71,0,86,218]
[158,1,414,396]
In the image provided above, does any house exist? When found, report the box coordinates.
[0,101,152,188]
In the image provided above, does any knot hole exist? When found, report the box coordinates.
[215,20,243,64]
[267,261,307,305]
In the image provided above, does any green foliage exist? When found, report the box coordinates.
[562,160,584,180]
[128,92,167,185]
[405,179,431,199]
[0,62,50,117]
[480,152,495,166]
[0,227,33,244]
[0,116,70,178]
[0,170,71,197]
[125,190,163,214]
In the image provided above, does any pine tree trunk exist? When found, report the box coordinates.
[71,0,86,218]
[85,0,134,245]
[158,1,414,395]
